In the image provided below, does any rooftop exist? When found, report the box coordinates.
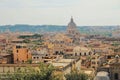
[96,71,109,77]
[52,59,74,68]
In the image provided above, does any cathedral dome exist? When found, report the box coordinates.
[67,17,77,29]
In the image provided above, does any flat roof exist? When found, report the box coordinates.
[0,53,11,57]
[84,71,93,75]
[57,59,74,63]
[52,62,69,67]
[96,71,108,76]
[52,59,75,67]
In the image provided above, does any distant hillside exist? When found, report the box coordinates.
[0,25,66,33]
[0,24,119,36]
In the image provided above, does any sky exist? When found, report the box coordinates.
[0,0,120,26]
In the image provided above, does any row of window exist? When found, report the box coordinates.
[33,57,39,59]
[16,50,29,53]
[74,52,92,56]
[91,61,99,64]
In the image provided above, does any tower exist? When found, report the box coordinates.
[13,44,31,63]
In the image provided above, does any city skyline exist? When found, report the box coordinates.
[0,0,120,26]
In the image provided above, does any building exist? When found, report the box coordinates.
[0,53,13,64]
[112,27,120,38]
[31,49,48,63]
[66,17,80,44]
[67,17,79,36]
[91,54,106,69]
[13,44,31,63]
[97,55,120,80]
[109,55,120,80]
[73,46,93,56]
[52,57,81,75]
[94,71,110,80]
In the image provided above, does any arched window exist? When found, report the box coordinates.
[22,60,24,63]
[55,51,58,55]
[84,52,86,56]
[16,50,19,53]
[89,52,91,55]
[17,58,18,61]
[75,53,77,56]
[27,54,28,59]
[60,51,64,55]
[80,53,81,56]
[114,73,119,79]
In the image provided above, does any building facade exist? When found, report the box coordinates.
[109,55,120,80]
[13,44,31,63]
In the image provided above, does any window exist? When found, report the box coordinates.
[97,62,99,64]
[16,46,21,48]
[75,53,77,56]
[80,53,81,56]
[89,52,91,55]
[27,54,28,59]
[114,73,119,79]
[92,61,96,64]
[33,57,36,59]
[55,51,58,55]
[92,57,95,59]
[27,50,28,53]
[92,66,95,68]
[60,51,63,55]
[37,57,39,59]
[22,60,24,63]
[17,58,18,61]
[16,50,19,53]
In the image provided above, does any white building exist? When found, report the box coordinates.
[94,71,110,80]
[73,46,93,56]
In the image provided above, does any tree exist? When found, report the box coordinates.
[1,63,55,80]
[27,59,32,64]
[23,39,31,43]
[50,71,64,80]
[65,72,89,80]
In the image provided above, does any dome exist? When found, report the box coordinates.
[67,17,77,29]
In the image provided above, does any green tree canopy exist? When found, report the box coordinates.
[65,72,89,80]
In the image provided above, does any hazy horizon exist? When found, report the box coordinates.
[0,0,120,26]
[0,24,119,27]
